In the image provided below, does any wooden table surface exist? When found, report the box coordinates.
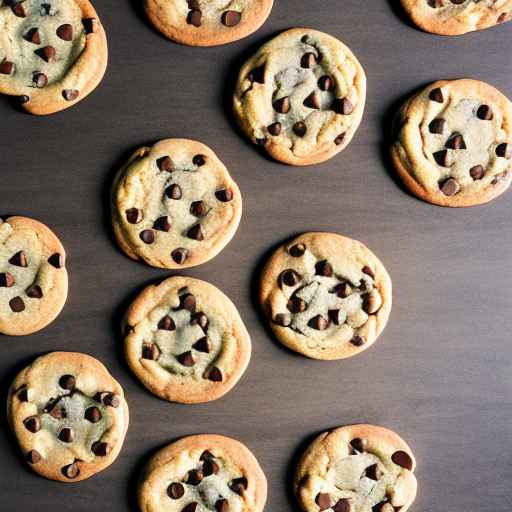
[1,1,511,510]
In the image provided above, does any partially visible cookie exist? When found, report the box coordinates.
[391,79,512,207]
[0,0,108,115]
[0,216,68,336]
[401,0,512,36]
[124,276,251,404]
[295,425,417,512]
[138,434,267,512]
[7,352,129,482]
[260,232,392,360]
[112,139,242,269]
[233,28,366,166]
[144,0,273,47]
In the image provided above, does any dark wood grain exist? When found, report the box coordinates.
[1,1,512,510]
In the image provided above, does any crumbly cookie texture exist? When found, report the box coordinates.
[138,435,267,512]
[295,425,417,512]
[144,0,273,47]
[0,216,68,336]
[391,79,512,207]
[112,139,242,270]
[260,232,392,360]
[7,352,129,482]
[124,276,251,404]
[0,0,107,114]
[233,28,366,166]
[401,0,512,36]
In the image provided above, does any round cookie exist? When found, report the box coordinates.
[111,139,242,269]
[0,0,108,115]
[7,352,129,482]
[391,79,512,207]
[144,0,273,47]
[138,434,267,512]
[233,28,366,166]
[401,0,512,36]
[0,216,68,336]
[124,276,251,404]
[295,425,417,512]
[260,232,392,360]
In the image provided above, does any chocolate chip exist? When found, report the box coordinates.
[470,165,485,180]
[126,208,143,224]
[9,251,27,267]
[373,502,394,512]
[187,469,203,485]
[85,406,102,423]
[179,293,196,312]
[59,374,75,390]
[166,184,182,200]
[477,105,493,120]
[332,499,351,512]
[48,402,66,420]
[221,10,241,26]
[293,121,307,137]
[273,313,291,327]
[316,260,333,277]
[429,87,444,103]
[0,272,14,287]
[248,64,265,84]
[24,28,41,44]
[280,269,300,287]
[433,149,450,167]
[187,9,202,26]
[273,96,290,114]
[445,133,466,150]
[287,296,306,313]
[63,89,79,101]
[58,427,74,443]
[157,156,174,172]
[190,201,207,217]
[177,351,195,367]
[308,315,329,330]
[24,416,40,433]
[0,60,13,75]
[268,122,281,136]
[315,493,332,511]
[215,499,229,512]
[18,95,30,104]
[200,449,214,461]
[167,482,185,499]
[26,284,43,298]
[11,2,26,17]
[9,297,25,312]
[328,309,344,325]
[491,171,508,185]
[289,243,306,257]
[33,72,48,88]
[392,450,413,470]
[48,253,63,268]
[192,336,209,353]
[82,18,97,34]
[333,281,352,298]
[142,342,160,360]
[351,335,365,346]
[91,441,109,456]
[26,450,42,464]
[35,46,56,63]
[187,224,204,241]
[40,3,52,15]
[230,477,247,495]
[439,177,460,196]
[193,154,206,166]
[207,366,223,382]
[256,137,267,146]
[318,75,334,91]
[365,463,382,481]
[172,248,188,264]
[182,504,198,512]
[498,12,508,23]
[202,458,220,476]
[428,0,443,6]
[103,393,120,408]
[429,118,446,134]
[301,52,317,68]
[17,388,28,401]
[496,143,512,158]
[191,312,208,331]
[304,91,320,109]
[62,462,80,479]
[362,266,375,279]
[332,98,354,115]
[334,133,346,145]
[57,23,73,41]
[153,216,171,232]
[215,188,233,202]
[350,437,367,453]
[140,229,155,244]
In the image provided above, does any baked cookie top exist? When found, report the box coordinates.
[391,79,512,207]
[0,216,68,336]
[233,28,366,166]
[0,0,107,114]
[138,435,267,512]
[143,0,273,47]
[295,425,417,512]
[124,276,251,404]
[112,139,242,269]
[7,352,129,482]
[401,0,512,35]
[260,233,392,360]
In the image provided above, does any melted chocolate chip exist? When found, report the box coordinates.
[301,52,317,68]
[0,272,14,287]
[187,469,203,485]
[392,450,413,470]
[24,28,41,44]
[179,293,196,312]
[334,133,346,145]
[177,351,195,367]
[157,156,174,172]
[63,89,79,101]
[470,165,485,180]
[9,297,25,312]
[248,64,265,84]
[365,463,382,481]
[289,243,306,257]
[172,248,188,264]
[192,337,210,353]
[57,24,73,41]
[24,416,41,433]
[496,143,512,158]
[190,201,207,217]
[433,149,450,167]
[332,499,350,512]
[332,98,354,115]
[166,184,182,199]
[280,269,300,287]
[62,462,80,479]
[167,482,185,499]
[12,2,26,17]
[182,503,198,512]
[59,374,75,390]
[477,105,493,120]
[439,177,460,196]
[202,458,220,476]
[308,315,329,330]
[193,154,206,166]
[445,133,466,150]
[35,45,56,63]
[48,253,64,268]
[221,10,241,26]
[229,477,248,495]
[191,312,208,330]
[315,493,332,511]
[351,335,365,347]
[304,91,320,109]
[140,229,155,244]
[103,393,120,408]
[187,9,202,26]
[429,118,446,134]
[273,313,291,327]
[58,427,74,443]
[85,406,102,423]
[207,367,223,382]
[26,284,43,298]
[315,260,333,277]
[273,96,290,114]
[429,88,444,103]
[158,315,176,330]
[126,208,143,224]
[215,499,229,512]
[318,75,334,91]
[215,188,233,202]
[268,122,282,136]
[187,224,204,241]
[9,251,27,267]
[293,121,307,136]
[350,437,367,453]
[153,216,172,232]
[91,441,109,456]
[26,450,42,464]
[33,72,48,88]
[287,296,306,313]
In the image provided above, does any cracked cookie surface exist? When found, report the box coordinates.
[112,139,242,269]
[260,232,392,360]
[295,425,417,512]
[0,0,107,114]
[0,216,68,336]
[144,0,273,47]
[124,276,251,404]
[401,0,512,35]
[8,352,129,482]
[233,28,366,166]
[139,435,267,512]
[391,79,512,207]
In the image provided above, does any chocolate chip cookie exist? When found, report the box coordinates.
[260,232,392,360]
[233,28,366,166]
[0,0,108,115]
[112,139,242,269]
[391,79,512,207]
[8,352,129,482]
[144,0,273,47]
[401,0,512,35]
[295,425,417,512]
[138,435,267,512]
[0,216,68,336]
[124,276,251,404]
